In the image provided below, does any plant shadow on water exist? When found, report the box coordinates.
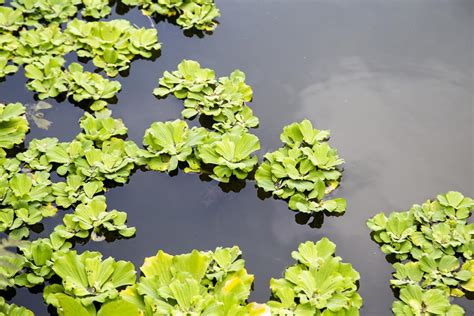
[256,186,345,228]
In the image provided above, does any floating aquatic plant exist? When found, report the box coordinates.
[65,63,122,109]
[392,285,464,315]
[14,24,73,65]
[53,196,136,241]
[24,56,68,99]
[197,127,260,183]
[81,0,112,19]
[44,250,136,308]
[0,102,29,150]
[256,119,346,215]
[79,110,128,143]
[121,246,255,315]
[11,0,80,25]
[122,0,220,31]
[25,57,121,109]
[0,56,18,78]
[367,191,474,315]
[0,172,57,239]
[367,192,474,261]
[267,238,363,315]
[0,6,24,32]
[154,59,259,132]
[65,19,161,77]
[15,236,72,287]
[140,119,207,172]
[0,238,26,290]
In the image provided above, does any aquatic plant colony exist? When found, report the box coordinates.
[0,0,472,315]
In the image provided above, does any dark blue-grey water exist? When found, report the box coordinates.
[1,0,473,315]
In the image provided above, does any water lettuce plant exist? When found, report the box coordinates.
[25,57,121,109]
[65,63,122,110]
[367,191,474,315]
[0,172,57,239]
[122,0,220,31]
[367,192,473,261]
[256,119,346,215]
[0,102,29,150]
[15,236,72,287]
[14,24,73,65]
[45,136,140,184]
[0,6,24,32]
[79,110,128,143]
[392,285,464,315]
[24,56,69,99]
[53,196,136,241]
[197,128,260,183]
[65,19,161,77]
[0,238,26,290]
[154,60,259,132]
[267,238,363,315]
[52,174,104,208]
[44,250,136,309]
[11,0,80,25]
[81,0,112,19]
[140,119,207,172]
[121,246,256,315]
[0,55,18,78]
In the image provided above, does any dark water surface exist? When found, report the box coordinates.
[1,0,473,315]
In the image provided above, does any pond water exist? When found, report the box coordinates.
[1,0,473,314]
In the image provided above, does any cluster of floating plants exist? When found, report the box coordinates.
[267,238,363,315]
[367,191,474,315]
[0,0,470,315]
[149,59,261,183]
[255,119,346,215]
[122,0,220,31]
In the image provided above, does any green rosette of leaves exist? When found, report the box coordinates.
[256,119,346,215]
[368,192,474,261]
[52,174,104,208]
[122,0,220,31]
[368,191,474,315]
[267,238,363,315]
[0,238,26,290]
[65,63,122,111]
[81,0,112,19]
[197,128,260,183]
[44,250,136,309]
[11,0,81,25]
[0,102,29,150]
[79,110,128,143]
[46,137,139,184]
[14,24,73,65]
[392,285,464,315]
[121,246,255,315]
[0,6,24,32]
[15,235,72,287]
[53,195,136,241]
[140,119,207,172]
[0,172,57,239]
[24,56,68,100]
[153,59,217,108]
[176,1,220,31]
[391,256,473,298]
[25,57,121,108]
[65,19,161,77]
[154,60,259,132]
